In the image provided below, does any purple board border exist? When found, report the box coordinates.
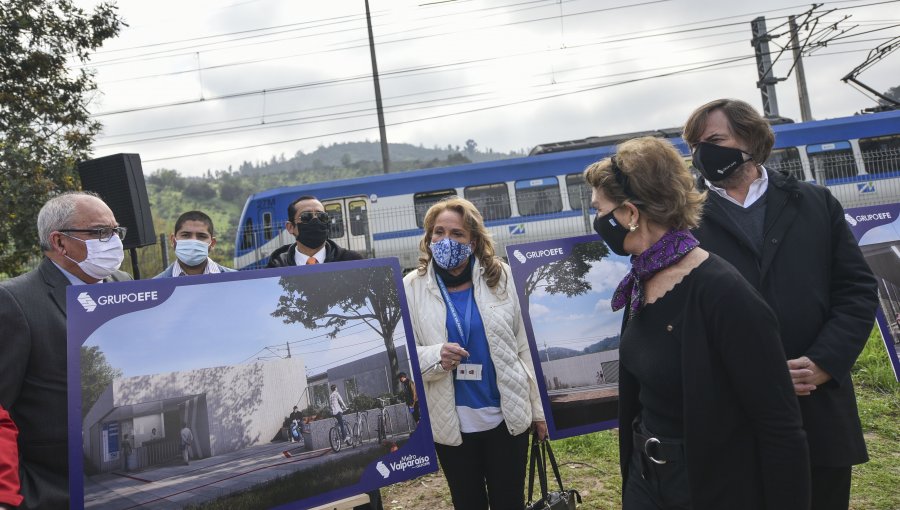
[66,257,437,509]
[845,203,900,382]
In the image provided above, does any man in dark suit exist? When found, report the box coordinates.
[683,99,878,510]
[266,195,364,267]
[0,191,132,509]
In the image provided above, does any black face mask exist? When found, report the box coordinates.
[593,209,630,256]
[692,142,752,182]
[294,220,329,249]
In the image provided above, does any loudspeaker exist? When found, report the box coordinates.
[77,153,156,249]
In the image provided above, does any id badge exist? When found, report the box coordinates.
[456,363,482,381]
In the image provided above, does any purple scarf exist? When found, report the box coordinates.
[611,229,700,317]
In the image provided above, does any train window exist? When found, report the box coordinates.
[565,174,591,210]
[767,147,804,180]
[859,135,900,175]
[349,200,368,236]
[325,203,345,238]
[806,142,857,181]
[515,177,563,216]
[464,183,510,221]
[241,217,254,250]
[262,212,273,241]
[414,189,456,228]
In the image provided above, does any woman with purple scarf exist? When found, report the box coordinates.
[584,137,810,510]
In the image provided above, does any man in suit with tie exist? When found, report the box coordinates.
[0,191,131,509]
[266,195,363,268]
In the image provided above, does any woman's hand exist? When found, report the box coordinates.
[533,420,549,441]
[440,342,470,371]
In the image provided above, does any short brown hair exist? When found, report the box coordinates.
[583,137,705,230]
[682,98,775,164]
[416,197,505,289]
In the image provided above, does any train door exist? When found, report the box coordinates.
[256,199,277,267]
[321,196,372,257]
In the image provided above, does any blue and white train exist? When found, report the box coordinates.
[234,109,900,270]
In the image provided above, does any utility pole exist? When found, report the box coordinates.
[365,0,390,174]
[789,15,813,121]
[751,17,780,117]
[286,341,291,358]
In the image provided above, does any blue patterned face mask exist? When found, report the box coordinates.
[430,237,473,270]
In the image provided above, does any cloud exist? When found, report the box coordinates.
[529,302,550,318]
[594,298,611,313]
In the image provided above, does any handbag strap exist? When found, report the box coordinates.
[536,436,550,499]
[527,432,540,503]
[543,439,567,492]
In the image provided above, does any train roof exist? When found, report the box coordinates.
[247,109,900,203]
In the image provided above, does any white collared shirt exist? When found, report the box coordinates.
[294,245,326,265]
[171,258,221,277]
[705,165,769,208]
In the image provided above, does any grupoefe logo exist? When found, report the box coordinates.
[844,213,858,226]
[376,461,390,479]
[77,292,97,312]
[512,250,527,264]
[78,290,160,312]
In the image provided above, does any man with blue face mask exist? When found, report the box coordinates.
[0,191,131,509]
[155,211,235,278]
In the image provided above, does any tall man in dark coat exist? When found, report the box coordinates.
[266,195,363,267]
[0,192,132,509]
[683,99,878,510]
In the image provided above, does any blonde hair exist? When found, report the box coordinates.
[417,197,504,288]
[583,137,706,230]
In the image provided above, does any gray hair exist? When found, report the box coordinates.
[37,191,101,251]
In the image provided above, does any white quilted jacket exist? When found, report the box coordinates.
[403,258,545,446]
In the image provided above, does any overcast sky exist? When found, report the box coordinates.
[73,0,900,177]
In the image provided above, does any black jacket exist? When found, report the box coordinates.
[694,169,878,467]
[0,258,131,509]
[265,239,364,268]
[619,255,809,510]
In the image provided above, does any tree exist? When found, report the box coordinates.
[522,241,609,309]
[81,345,122,418]
[0,0,124,275]
[878,85,900,106]
[272,266,403,386]
[465,139,477,156]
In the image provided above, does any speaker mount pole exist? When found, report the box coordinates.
[130,248,141,280]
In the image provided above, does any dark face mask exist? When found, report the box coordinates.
[593,209,630,256]
[294,220,329,249]
[692,142,752,182]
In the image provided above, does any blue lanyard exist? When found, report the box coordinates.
[435,274,474,348]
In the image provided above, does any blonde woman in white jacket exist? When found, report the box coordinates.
[403,197,547,510]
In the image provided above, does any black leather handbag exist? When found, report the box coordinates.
[525,434,582,510]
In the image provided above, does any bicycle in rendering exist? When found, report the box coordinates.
[329,408,368,452]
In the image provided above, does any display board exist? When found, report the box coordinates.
[67,258,436,509]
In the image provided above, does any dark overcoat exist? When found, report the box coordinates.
[694,169,878,466]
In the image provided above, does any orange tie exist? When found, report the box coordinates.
[306,257,318,265]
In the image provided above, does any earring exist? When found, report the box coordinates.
[628,223,638,232]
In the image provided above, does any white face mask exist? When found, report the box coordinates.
[175,239,210,267]
[63,234,125,280]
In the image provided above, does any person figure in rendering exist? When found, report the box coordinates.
[150,427,159,441]
[180,423,194,465]
[0,191,131,509]
[289,405,303,443]
[122,434,133,472]
[403,196,547,510]
[585,137,810,509]
[683,99,878,510]
[155,210,235,277]
[329,385,351,446]
[396,372,420,424]
[266,195,363,267]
